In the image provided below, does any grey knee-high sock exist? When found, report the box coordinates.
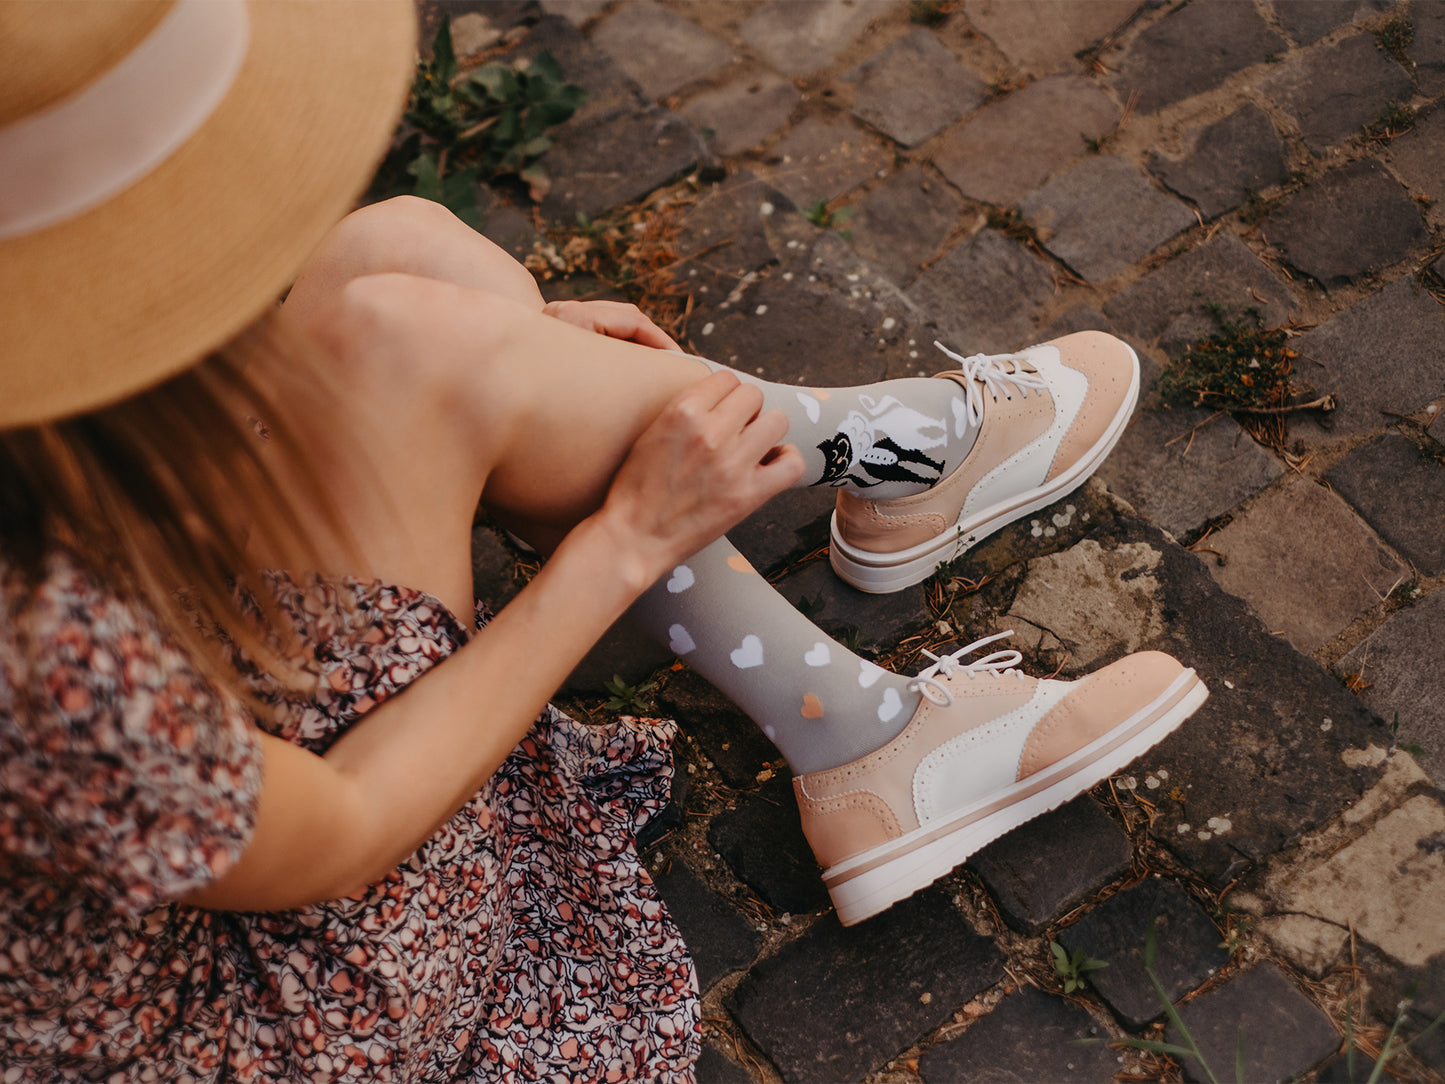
[630,536,921,774]
[695,357,980,500]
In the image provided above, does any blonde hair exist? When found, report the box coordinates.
[0,308,346,694]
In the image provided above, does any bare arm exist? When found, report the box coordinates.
[184,372,803,911]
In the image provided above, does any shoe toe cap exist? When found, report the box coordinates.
[1017,651,1188,779]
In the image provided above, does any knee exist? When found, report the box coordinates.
[308,273,531,421]
[316,196,463,278]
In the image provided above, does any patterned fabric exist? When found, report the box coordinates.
[0,549,700,1081]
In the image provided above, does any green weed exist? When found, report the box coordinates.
[1365,102,1417,143]
[803,198,855,238]
[1051,941,1110,994]
[372,18,586,222]
[1158,306,1296,417]
[1376,15,1415,62]
[601,673,659,713]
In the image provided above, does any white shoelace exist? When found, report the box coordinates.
[934,341,1051,430]
[907,630,1029,707]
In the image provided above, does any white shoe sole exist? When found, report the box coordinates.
[824,667,1207,926]
[828,345,1142,594]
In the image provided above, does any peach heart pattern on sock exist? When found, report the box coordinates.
[796,391,821,423]
[666,565,695,593]
[858,661,885,688]
[668,624,696,655]
[730,634,764,669]
[804,642,831,667]
[727,554,755,574]
[800,693,824,718]
[878,686,902,723]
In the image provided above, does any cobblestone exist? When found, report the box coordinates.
[1204,479,1406,655]
[1336,590,1445,782]
[1058,876,1230,1030]
[1408,0,1445,96]
[1147,103,1290,221]
[847,29,985,148]
[1261,159,1426,286]
[1326,430,1445,576]
[969,797,1133,934]
[650,856,760,991]
[1291,276,1445,445]
[845,166,964,287]
[1273,0,1385,45]
[590,0,730,101]
[1169,963,1341,1084]
[541,105,705,219]
[1097,403,1284,541]
[681,72,801,158]
[1103,231,1298,353]
[906,228,1056,352]
[931,75,1120,206]
[738,0,876,78]
[960,0,1143,77]
[1019,156,1195,283]
[1111,0,1286,115]
[1264,32,1414,154]
[1387,104,1445,211]
[758,116,891,209]
[917,985,1121,1082]
[728,889,1004,1083]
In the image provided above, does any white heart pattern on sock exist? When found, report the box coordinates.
[878,686,902,723]
[796,391,821,423]
[730,634,764,669]
[804,642,831,667]
[858,661,885,688]
[666,565,695,593]
[668,624,696,654]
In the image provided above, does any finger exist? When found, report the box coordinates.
[705,378,768,437]
[669,369,741,418]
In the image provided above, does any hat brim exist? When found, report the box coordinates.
[0,0,417,427]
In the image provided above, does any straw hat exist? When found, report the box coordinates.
[0,0,417,427]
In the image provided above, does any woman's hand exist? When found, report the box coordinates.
[594,370,803,585]
[541,299,680,351]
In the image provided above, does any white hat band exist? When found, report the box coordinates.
[0,0,250,242]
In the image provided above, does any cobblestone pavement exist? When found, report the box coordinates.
[442,1,1445,1079]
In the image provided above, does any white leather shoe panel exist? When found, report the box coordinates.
[961,359,1087,518]
[911,679,1073,822]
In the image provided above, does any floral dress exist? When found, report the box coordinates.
[0,549,700,1081]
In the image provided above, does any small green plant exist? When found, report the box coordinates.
[803,198,855,238]
[1376,14,1415,62]
[1389,712,1428,759]
[601,673,659,713]
[1365,101,1416,143]
[373,18,587,222]
[1158,301,1332,457]
[1050,941,1110,994]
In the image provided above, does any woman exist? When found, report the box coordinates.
[0,2,1205,1079]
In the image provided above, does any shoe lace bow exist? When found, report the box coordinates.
[907,630,1027,707]
[935,341,1050,429]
